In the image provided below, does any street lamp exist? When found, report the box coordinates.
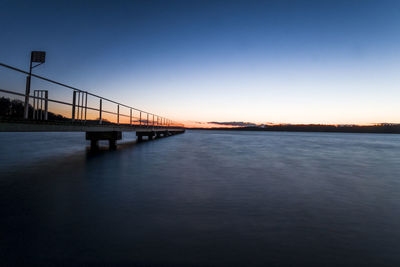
[24,51,46,119]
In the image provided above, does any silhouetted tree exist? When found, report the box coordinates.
[0,97,68,121]
[0,97,30,118]
[0,97,11,115]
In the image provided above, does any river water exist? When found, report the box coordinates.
[1,130,400,266]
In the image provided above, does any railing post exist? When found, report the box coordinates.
[130,108,132,125]
[117,104,120,125]
[38,91,41,120]
[80,91,84,120]
[147,113,149,127]
[77,91,80,121]
[139,112,142,126]
[38,91,40,120]
[44,91,48,121]
[84,92,88,122]
[24,75,31,119]
[99,98,102,124]
[39,91,43,120]
[32,91,36,120]
[153,114,154,127]
[72,91,76,122]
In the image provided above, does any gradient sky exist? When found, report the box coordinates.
[1,0,400,124]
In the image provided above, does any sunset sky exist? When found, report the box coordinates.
[1,0,400,125]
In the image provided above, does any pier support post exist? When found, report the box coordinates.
[109,139,117,150]
[135,129,185,142]
[90,139,99,150]
[86,131,122,150]
[136,131,155,141]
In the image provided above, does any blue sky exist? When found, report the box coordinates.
[1,0,400,124]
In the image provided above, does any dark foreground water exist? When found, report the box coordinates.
[1,130,400,266]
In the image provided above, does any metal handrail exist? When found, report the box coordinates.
[0,88,139,120]
[0,62,183,127]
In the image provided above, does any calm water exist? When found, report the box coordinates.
[1,130,400,266]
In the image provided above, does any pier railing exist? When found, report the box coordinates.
[0,62,184,128]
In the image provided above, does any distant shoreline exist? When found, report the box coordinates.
[188,125,400,134]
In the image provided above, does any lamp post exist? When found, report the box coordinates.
[24,51,46,119]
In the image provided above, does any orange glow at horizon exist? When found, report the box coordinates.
[182,121,389,128]
[182,121,243,128]
[38,104,393,129]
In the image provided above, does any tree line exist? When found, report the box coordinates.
[0,97,67,120]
